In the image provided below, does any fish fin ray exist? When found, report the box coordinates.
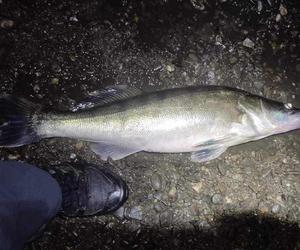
[90,142,140,160]
[0,96,42,147]
[72,85,142,111]
[191,147,227,163]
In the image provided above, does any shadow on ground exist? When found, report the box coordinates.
[30,212,300,250]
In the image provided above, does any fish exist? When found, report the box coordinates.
[0,85,299,162]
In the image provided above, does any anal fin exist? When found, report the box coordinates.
[90,142,140,160]
[191,147,227,163]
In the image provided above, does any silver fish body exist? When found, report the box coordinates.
[34,86,300,162]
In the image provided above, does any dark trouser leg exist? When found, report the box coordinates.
[0,161,62,250]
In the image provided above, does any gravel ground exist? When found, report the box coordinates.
[0,0,300,249]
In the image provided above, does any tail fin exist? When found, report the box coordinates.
[0,96,42,147]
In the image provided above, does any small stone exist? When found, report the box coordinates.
[75,142,84,150]
[113,206,125,220]
[153,203,166,213]
[166,64,175,72]
[258,203,269,214]
[70,153,76,159]
[295,64,300,72]
[168,186,178,202]
[243,38,255,48]
[159,211,173,226]
[211,194,223,204]
[190,203,201,216]
[191,182,203,193]
[8,154,19,160]
[275,14,281,22]
[271,204,281,214]
[126,206,143,220]
[0,19,14,29]
[150,173,163,191]
[229,57,237,64]
[33,84,40,93]
[279,4,288,16]
[51,78,59,85]
[257,0,263,12]
[69,16,79,22]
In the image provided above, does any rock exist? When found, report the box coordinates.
[126,206,143,220]
[191,182,203,193]
[275,14,281,22]
[271,204,281,214]
[159,211,173,226]
[0,19,14,29]
[70,153,76,159]
[113,206,125,220]
[279,4,288,16]
[257,0,263,12]
[150,173,163,191]
[75,142,84,150]
[295,64,300,72]
[51,78,60,85]
[153,203,166,213]
[211,194,223,204]
[69,16,79,22]
[242,38,255,48]
[33,84,40,93]
[168,186,178,202]
[166,64,175,72]
[229,57,237,64]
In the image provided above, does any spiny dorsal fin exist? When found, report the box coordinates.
[71,85,142,111]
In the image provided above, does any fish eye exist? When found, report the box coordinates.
[284,103,293,110]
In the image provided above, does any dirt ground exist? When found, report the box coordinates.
[0,0,300,249]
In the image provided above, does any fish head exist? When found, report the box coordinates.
[259,99,300,135]
[238,95,300,136]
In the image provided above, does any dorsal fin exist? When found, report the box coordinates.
[71,85,142,111]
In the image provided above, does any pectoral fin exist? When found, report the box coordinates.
[191,147,227,163]
[90,142,140,160]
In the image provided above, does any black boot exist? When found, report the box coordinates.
[51,162,128,216]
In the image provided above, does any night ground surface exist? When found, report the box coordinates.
[0,0,300,249]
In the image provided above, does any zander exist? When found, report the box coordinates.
[0,85,299,162]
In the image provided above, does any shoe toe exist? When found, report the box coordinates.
[86,167,128,215]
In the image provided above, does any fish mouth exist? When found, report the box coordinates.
[277,111,300,133]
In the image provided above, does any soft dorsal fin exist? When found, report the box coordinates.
[71,85,143,111]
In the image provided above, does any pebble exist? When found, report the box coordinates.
[70,153,76,159]
[69,16,79,22]
[159,211,173,226]
[191,182,203,193]
[150,173,163,191]
[211,194,223,204]
[153,203,166,213]
[51,78,59,85]
[0,19,14,29]
[8,154,19,160]
[271,204,281,214]
[242,38,255,48]
[190,203,201,216]
[166,64,175,72]
[257,0,263,12]
[168,186,178,202]
[279,4,288,16]
[75,142,84,150]
[113,206,125,220]
[295,64,300,72]
[126,206,143,220]
[33,84,40,93]
[229,57,237,64]
[275,14,281,22]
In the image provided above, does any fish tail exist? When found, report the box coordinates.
[0,96,42,147]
